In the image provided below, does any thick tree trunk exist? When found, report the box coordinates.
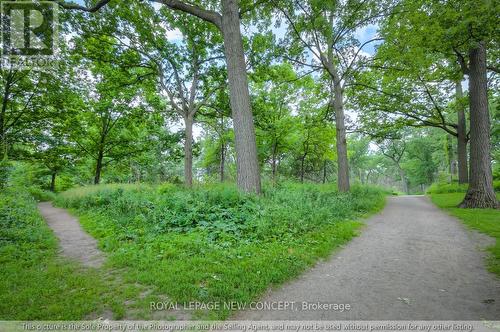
[460,42,498,208]
[220,0,261,194]
[50,172,57,192]
[455,81,469,184]
[94,149,104,185]
[333,83,350,192]
[184,115,193,187]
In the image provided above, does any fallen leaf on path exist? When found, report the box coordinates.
[397,297,411,305]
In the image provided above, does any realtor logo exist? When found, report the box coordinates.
[1,1,58,57]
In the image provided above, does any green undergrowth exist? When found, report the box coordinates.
[56,182,386,319]
[429,190,500,277]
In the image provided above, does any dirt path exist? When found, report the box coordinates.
[236,196,500,320]
[38,202,105,268]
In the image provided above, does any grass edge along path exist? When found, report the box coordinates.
[429,191,500,277]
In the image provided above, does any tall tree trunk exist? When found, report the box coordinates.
[0,81,10,158]
[271,140,278,183]
[50,172,57,192]
[219,139,225,182]
[460,42,498,208]
[300,154,306,183]
[220,0,261,194]
[333,82,350,192]
[184,115,193,187]
[446,134,454,183]
[94,149,104,185]
[455,81,469,184]
[322,160,327,184]
[399,167,409,194]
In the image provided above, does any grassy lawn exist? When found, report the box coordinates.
[48,182,384,320]
[0,183,386,320]
[0,187,145,320]
[429,192,500,277]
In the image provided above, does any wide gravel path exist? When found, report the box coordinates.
[236,196,500,320]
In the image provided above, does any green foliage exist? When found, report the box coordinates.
[430,192,500,276]
[55,183,386,318]
[57,183,384,245]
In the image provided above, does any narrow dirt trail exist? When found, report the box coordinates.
[38,202,105,268]
[236,196,500,320]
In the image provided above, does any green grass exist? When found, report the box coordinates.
[429,192,500,277]
[1,182,386,320]
[0,187,106,319]
[54,182,386,319]
[0,186,163,320]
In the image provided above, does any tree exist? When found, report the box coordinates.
[376,137,408,194]
[455,82,468,184]
[58,0,263,193]
[199,85,233,183]
[275,0,394,192]
[252,63,298,183]
[350,17,471,185]
[460,42,498,207]
[0,66,46,158]
[372,0,498,207]
[97,4,224,187]
[67,40,155,184]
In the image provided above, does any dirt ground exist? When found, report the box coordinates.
[38,202,105,268]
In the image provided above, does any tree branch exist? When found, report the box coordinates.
[55,0,222,29]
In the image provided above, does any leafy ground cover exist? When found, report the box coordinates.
[429,186,500,277]
[54,182,386,319]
